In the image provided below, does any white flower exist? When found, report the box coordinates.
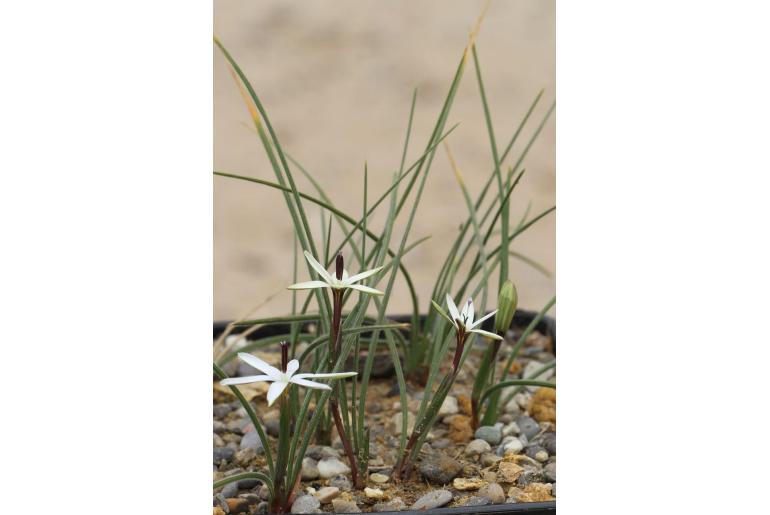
[220,352,357,406]
[432,294,503,340]
[287,251,384,295]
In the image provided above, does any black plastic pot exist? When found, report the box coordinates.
[213,309,556,515]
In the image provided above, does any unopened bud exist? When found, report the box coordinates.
[494,280,518,334]
[335,252,344,281]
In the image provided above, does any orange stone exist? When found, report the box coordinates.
[226,498,250,514]
[508,483,555,502]
[448,414,474,443]
[528,387,556,423]
[457,395,472,416]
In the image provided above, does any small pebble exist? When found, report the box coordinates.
[418,452,462,484]
[497,461,525,483]
[213,403,233,418]
[291,494,321,514]
[504,398,521,415]
[504,438,524,454]
[541,432,556,455]
[373,498,406,512]
[431,438,451,449]
[544,462,556,482]
[330,475,352,491]
[514,393,531,410]
[461,496,490,507]
[332,499,361,513]
[314,486,340,504]
[365,487,386,500]
[213,493,228,511]
[452,477,484,491]
[234,447,256,467]
[479,482,506,504]
[317,458,350,479]
[391,412,415,436]
[437,396,459,416]
[475,425,502,445]
[525,445,548,462]
[237,477,260,489]
[226,498,250,514]
[239,431,264,452]
[516,415,541,440]
[411,490,453,510]
[221,482,238,498]
[502,422,520,436]
[369,473,389,484]
[465,439,492,457]
[301,457,320,480]
[213,447,235,465]
[481,453,502,467]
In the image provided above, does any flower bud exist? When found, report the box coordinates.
[335,252,344,281]
[494,280,518,335]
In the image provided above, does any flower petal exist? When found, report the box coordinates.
[446,294,461,324]
[348,283,384,296]
[290,377,332,390]
[237,352,281,379]
[285,359,300,377]
[469,309,497,329]
[293,371,358,380]
[287,280,330,290]
[220,375,273,386]
[344,266,384,285]
[470,328,504,340]
[303,251,333,283]
[463,297,475,324]
[266,381,289,406]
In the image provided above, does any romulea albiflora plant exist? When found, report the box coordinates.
[213,12,555,512]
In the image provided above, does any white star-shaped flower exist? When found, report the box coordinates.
[220,352,357,406]
[287,251,384,295]
[432,294,503,340]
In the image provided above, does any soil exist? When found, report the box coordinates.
[213,326,556,513]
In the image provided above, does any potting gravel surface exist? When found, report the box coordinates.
[213,329,555,514]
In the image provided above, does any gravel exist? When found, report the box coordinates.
[544,462,556,482]
[437,396,459,416]
[213,447,235,465]
[479,482,506,504]
[291,495,321,514]
[373,498,406,512]
[221,481,239,498]
[475,425,503,445]
[332,499,360,513]
[541,432,556,455]
[301,457,320,480]
[465,439,492,457]
[314,486,340,504]
[418,452,462,484]
[411,490,453,510]
[317,458,350,479]
[461,496,491,507]
[239,430,264,452]
[516,415,541,440]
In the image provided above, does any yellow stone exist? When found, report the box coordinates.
[452,477,485,491]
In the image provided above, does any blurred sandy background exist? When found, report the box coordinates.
[214,0,554,321]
